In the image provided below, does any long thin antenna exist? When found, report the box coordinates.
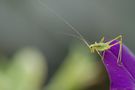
[58,32,87,41]
[39,0,90,47]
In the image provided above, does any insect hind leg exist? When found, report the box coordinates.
[109,40,122,65]
[107,35,122,44]
[106,35,122,65]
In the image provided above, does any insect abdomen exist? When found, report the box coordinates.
[95,43,110,51]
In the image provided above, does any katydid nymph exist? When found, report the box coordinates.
[40,1,123,64]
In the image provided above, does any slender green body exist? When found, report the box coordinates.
[88,35,122,64]
[89,42,110,52]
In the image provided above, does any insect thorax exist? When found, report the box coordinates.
[90,43,110,52]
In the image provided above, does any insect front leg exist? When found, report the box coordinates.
[95,49,104,60]
[102,51,106,60]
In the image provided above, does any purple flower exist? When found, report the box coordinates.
[103,41,135,90]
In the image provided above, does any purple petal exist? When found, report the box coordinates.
[103,41,135,90]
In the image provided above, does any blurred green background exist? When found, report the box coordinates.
[0,0,135,90]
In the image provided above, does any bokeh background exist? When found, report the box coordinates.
[0,0,135,90]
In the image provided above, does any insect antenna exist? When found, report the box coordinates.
[39,0,90,47]
[59,32,89,42]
